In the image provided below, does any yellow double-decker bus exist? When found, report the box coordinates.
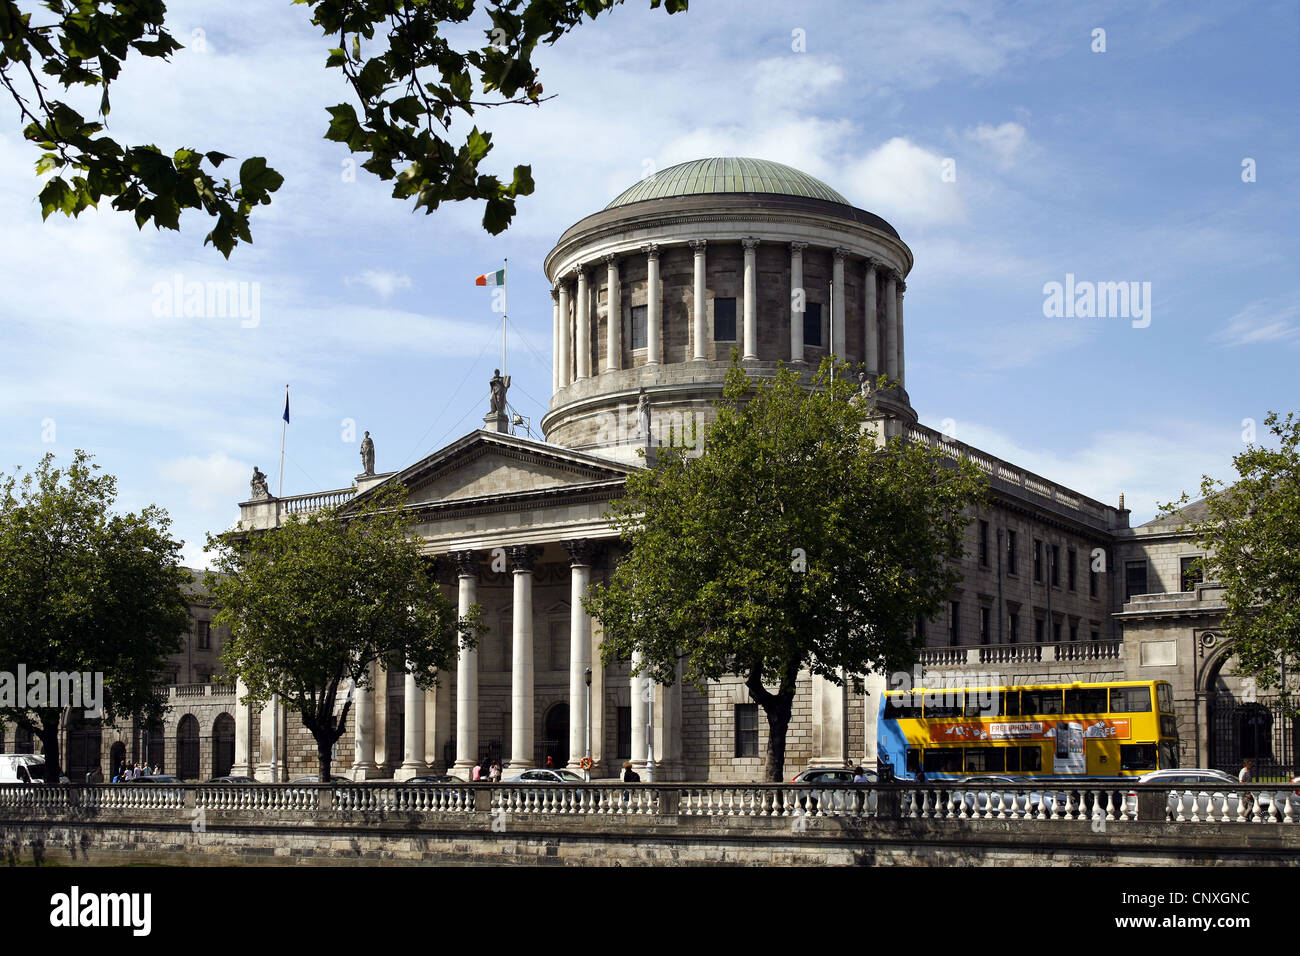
[877,680,1178,781]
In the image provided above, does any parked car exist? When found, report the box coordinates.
[1123,768,1295,818]
[289,775,350,784]
[0,754,69,784]
[405,775,466,784]
[947,775,1051,814]
[789,767,879,813]
[506,769,585,783]
[207,776,255,784]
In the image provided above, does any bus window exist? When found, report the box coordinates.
[1020,747,1042,772]
[1110,686,1151,714]
[1120,744,1157,771]
[1157,683,1174,714]
[1160,715,1178,739]
[1064,688,1108,713]
[906,749,921,774]
[1158,741,1179,770]
[964,748,1005,773]
[922,748,963,773]
[884,695,922,720]
[1000,690,1021,716]
[1023,690,1063,715]
[923,693,964,719]
[964,692,997,718]
[1006,747,1020,772]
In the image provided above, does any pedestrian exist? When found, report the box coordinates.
[545,754,554,769]
[472,759,482,782]
[620,760,640,783]
[852,764,871,784]
[1239,758,1255,815]
[489,761,501,783]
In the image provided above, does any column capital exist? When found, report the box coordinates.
[688,238,707,253]
[507,544,542,572]
[603,253,619,266]
[641,242,660,260]
[449,550,478,577]
[741,236,761,251]
[897,279,907,295]
[790,241,808,254]
[562,538,601,568]
[573,262,587,280]
[550,285,560,300]
[864,257,879,274]
[833,246,849,261]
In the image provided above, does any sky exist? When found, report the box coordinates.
[1,0,1296,569]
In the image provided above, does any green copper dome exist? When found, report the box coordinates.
[605,157,851,209]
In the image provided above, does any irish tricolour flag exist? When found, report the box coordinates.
[475,268,505,287]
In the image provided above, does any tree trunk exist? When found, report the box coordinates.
[35,713,62,784]
[747,665,799,783]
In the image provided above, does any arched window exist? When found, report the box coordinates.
[176,715,200,780]
[212,714,236,778]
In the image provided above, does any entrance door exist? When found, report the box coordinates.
[538,703,570,769]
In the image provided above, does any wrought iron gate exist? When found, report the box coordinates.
[1209,693,1297,779]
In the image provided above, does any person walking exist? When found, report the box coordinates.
[1238,758,1256,816]
[489,761,502,783]
[472,759,483,782]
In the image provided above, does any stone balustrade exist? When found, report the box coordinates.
[919,640,1121,667]
[169,682,235,699]
[4,782,1296,825]
[280,487,357,515]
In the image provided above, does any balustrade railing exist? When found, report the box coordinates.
[1,782,1295,826]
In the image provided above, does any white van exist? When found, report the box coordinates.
[0,753,69,784]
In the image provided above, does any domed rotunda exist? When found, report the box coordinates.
[541,157,917,462]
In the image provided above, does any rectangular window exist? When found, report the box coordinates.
[197,620,211,650]
[979,606,990,645]
[1064,688,1108,713]
[915,616,926,642]
[1067,549,1077,591]
[922,748,964,773]
[978,520,989,567]
[734,703,759,757]
[1023,690,1063,715]
[1006,530,1018,575]
[617,706,632,759]
[1052,618,1062,642]
[627,304,648,350]
[1120,744,1157,772]
[1110,686,1152,714]
[1124,561,1148,601]
[1000,690,1021,717]
[884,695,922,720]
[713,297,737,341]
[948,601,960,645]
[1012,746,1042,772]
[1050,545,1060,586]
[1033,539,1043,583]
[803,301,822,347]
[964,748,1005,773]
[923,693,965,720]
[1180,556,1202,592]
[1159,741,1179,770]
[1009,611,1019,644]
[1157,683,1174,714]
[1034,617,1044,643]
[1090,563,1098,598]
[1069,621,1078,642]
[1090,629,1099,642]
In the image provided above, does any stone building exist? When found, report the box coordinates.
[8,158,1281,782]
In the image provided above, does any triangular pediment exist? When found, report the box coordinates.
[344,430,635,511]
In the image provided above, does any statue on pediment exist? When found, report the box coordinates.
[250,466,270,500]
[360,431,375,476]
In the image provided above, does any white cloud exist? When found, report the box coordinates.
[1211,299,1300,347]
[843,138,966,228]
[347,269,414,301]
[159,452,250,512]
[965,122,1029,169]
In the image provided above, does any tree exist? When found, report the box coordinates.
[1161,411,1300,714]
[206,486,480,781]
[1,0,686,256]
[0,451,191,783]
[584,361,987,781]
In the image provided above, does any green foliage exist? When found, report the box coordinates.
[584,359,986,778]
[2,0,686,253]
[206,485,481,778]
[1159,411,1300,714]
[0,450,191,782]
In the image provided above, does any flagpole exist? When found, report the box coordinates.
[278,384,288,498]
[502,258,508,379]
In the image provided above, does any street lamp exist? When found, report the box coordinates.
[645,679,655,783]
[584,668,592,782]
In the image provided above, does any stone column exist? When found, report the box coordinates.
[832,247,847,359]
[690,239,707,360]
[630,650,647,773]
[351,660,377,779]
[789,241,806,361]
[605,254,621,373]
[550,286,560,394]
[644,244,661,365]
[811,671,847,767]
[884,270,899,382]
[896,278,906,389]
[564,539,596,771]
[863,670,887,766]
[864,260,879,375]
[590,618,606,775]
[508,545,540,773]
[396,663,426,779]
[742,237,760,360]
[426,673,449,770]
[451,550,479,779]
[231,678,254,777]
[575,266,590,380]
[557,280,572,387]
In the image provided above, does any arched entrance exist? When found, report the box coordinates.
[1204,641,1297,777]
[212,714,235,778]
[65,713,102,781]
[109,742,126,778]
[538,703,569,769]
[177,715,200,780]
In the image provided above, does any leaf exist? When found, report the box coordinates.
[38,177,74,220]
[238,157,284,199]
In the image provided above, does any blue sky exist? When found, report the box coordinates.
[1,0,1296,567]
